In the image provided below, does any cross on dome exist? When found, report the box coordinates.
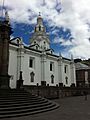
[39,12,41,16]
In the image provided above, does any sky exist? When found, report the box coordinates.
[0,0,90,59]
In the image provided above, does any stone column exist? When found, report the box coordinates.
[0,20,12,89]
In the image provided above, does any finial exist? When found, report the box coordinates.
[59,52,62,59]
[59,52,62,57]
[39,12,41,16]
[5,10,10,23]
[71,54,74,62]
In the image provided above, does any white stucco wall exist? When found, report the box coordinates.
[62,61,71,86]
[8,44,76,88]
[22,50,41,86]
[45,56,58,86]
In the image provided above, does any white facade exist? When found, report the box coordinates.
[8,15,76,88]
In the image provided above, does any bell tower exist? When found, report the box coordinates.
[34,12,46,33]
[0,11,12,88]
[30,13,50,51]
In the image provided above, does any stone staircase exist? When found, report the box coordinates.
[0,89,59,119]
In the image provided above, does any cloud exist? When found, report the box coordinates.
[0,0,90,59]
[53,37,64,44]
[60,0,90,59]
[69,44,90,59]
[10,35,14,39]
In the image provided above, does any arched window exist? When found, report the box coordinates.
[51,75,54,84]
[30,72,35,82]
[39,25,41,31]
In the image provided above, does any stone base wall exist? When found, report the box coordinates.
[24,85,90,99]
[0,75,10,89]
[24,85,59,99]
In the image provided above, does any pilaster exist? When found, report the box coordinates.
[58,54,63,86]
[41,51,46,86]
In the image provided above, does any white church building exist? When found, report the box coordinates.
[8,14,76,88]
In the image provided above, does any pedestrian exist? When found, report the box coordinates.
[83,91,88,100]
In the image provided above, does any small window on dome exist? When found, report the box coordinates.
[36,46,38,50]
[34,41,36,44]
[51,51,53,54]
[44,47,46,50]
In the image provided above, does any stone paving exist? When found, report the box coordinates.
[3,95,90,120]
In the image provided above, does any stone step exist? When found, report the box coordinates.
[0,97,45,104]
[0,99,48,108]
[0,94,29,96]
[0,102,55,115]
[0,95,41,99]
[0,95,40,100]
[0,102,59,119]
[0,90,32,96]
[0,101,52,111]
[0,99,46,106]
[0,89,59,119]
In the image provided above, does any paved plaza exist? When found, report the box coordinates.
[4,95,90,120]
